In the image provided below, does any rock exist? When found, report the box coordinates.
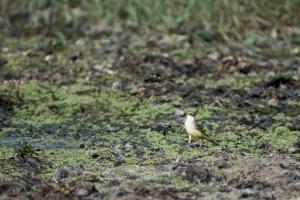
[182,166,210,183]
[108,180,120,187]
[76,188,89,197]
[255,140,271,153]
[75,39,86,47]
[207,52,220,61]
[87,150,100,159]
[267,98,279,107]
[79,143,85,149]
[127,172,139,180]
[279,159,290,169]
[93,64,114,75]
[287,180,300,191]
[240,188,255,198]
[124,143,133,149]
[69,52,81,62]
[286,170,300,183]
[107,148,123,159]
[174,109,185,117]
[73,164,85,175]
[44,55,54,63]
[152,123,172,135]
[91,152,100,159]
[53,168,69,182]
[2,47,9,52]
[112,81,122,90]
[288,140,300,154]
[288,146,300,154]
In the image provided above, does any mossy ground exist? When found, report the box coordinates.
[0,34,300,199]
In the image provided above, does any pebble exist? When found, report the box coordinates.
[93,64,114,75]
[75,39,86,47]
[69,52,81,62]
[267,98,279,107]
[124,143,133,149]
[76,188,89,197]
[108,180,120,187]
[53,168,69,182]
[174,109,185,117]
[240,188,255,198]
[86,150,100,159]
[279,159,290,169]
[44,55,54,63]
[288,146,300,154]
[207,52,220,61]
[288,141,300,154]
[127,172,139,180]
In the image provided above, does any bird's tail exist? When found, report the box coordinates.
[202,134,219,146]
[208,138,219,145]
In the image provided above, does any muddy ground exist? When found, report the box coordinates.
[0,33,300,199]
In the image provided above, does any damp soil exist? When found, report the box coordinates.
[0,33,300,199]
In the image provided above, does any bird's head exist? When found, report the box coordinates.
[186,112,196,118]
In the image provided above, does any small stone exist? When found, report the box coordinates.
[207,52,220,61]
[86,150,99,159]
[127,172,139,180]
[267,98,279,107]
[69,52,81,62]
[44,55,54,63]
[53,168,69,182]
[22,50,31,56]
[79,143,85,149]
[174,109,185,117]
[288,146,300,154]
[93,65,114,75]
[183,166,210,183]
[2,47,9,52]
[91,152,100,159]
[288,141,300,154]
[240,188,255,198]
[124,143,133,149]
[107,148,123,159]
[108,180,120,187]
[73,164,85,174]
[112,81,121,90]
[75,39,86,47]
[76,188,89,197]
[279,159,290,169]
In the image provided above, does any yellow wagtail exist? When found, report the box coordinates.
[184,112,218,145]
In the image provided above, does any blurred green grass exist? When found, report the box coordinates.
[1,0,300,41]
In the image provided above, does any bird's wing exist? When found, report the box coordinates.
[189,129,210,140]
[190,129,219,145]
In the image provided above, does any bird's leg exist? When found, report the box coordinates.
[188,135,191,144]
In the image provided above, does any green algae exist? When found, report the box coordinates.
[0,35,299,200]
[203,73,261,89]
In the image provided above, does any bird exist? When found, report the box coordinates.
[184,112,218,145]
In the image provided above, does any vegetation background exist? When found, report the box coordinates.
[1,0,300,42]
[0,1,300,199]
